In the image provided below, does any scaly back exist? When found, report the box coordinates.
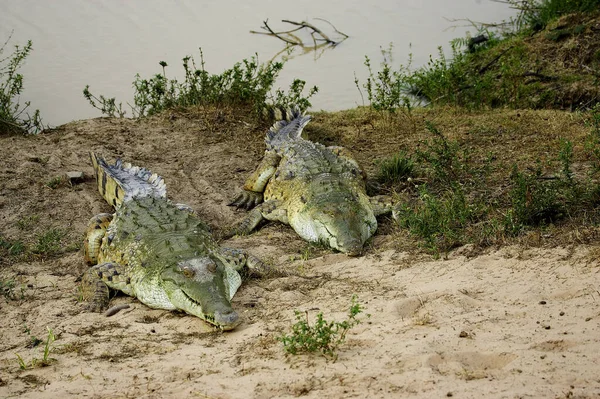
[90,152,167,209]
[265,107,312,150]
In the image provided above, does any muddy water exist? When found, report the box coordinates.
[0,0,517,127]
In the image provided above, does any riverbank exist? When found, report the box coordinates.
[1,105,599,398]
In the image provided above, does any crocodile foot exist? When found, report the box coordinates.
[228,190,263,210]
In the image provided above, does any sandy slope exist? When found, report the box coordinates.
[1,110,599,398]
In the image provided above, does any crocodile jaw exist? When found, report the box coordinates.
[290,201,377,256]
[161,257,241,330]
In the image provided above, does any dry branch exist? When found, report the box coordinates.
[250,18,348,50]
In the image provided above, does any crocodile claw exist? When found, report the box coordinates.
[228,190,264,210]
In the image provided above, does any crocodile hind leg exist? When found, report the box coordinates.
[83,213,113,265]
[225,200,287,238]
[80,262,122,312]
[229,151,281,210]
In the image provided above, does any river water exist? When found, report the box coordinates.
[0,1,517,127]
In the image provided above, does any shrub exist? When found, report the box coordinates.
[279,295,367,361]
[84,49,318,119]
[0,34,45,134]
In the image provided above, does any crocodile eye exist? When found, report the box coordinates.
[182,267,195,278]
[207,262,217,274]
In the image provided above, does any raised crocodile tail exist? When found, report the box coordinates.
[90,152,167,208]
[265,106,311,149]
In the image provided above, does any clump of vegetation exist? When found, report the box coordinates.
[375,150,415,184]
[84,49,318,119]
[0,235,25,258]
[396,185,485,254]
[511,0,600,32]
[368,114,600,254]
[31,228,64,257]
[0,34,45,134]
[15,327,57,370]
[279,295,367,361]
[357,1,600,112]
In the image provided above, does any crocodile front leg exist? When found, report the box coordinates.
[229,151,280,210]
[83,213,113,265]
[218,247,275,277]
[81,262,127,312]
[225,200,287,238]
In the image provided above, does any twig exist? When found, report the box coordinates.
[250,18,348,49]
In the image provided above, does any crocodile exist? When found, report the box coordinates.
[82,153,267,330]
[227,109,395,256]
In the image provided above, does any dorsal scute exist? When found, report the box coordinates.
[90,152,167,209]
[265,106,312,149]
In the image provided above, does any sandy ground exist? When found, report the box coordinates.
[1,108,599,398]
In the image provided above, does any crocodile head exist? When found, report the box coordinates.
[291,195,377,256]
[160,257,241,330]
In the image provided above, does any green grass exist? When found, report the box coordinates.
[84,49,318,119]
[0,34,45,134]
[375,151,415,184]
[0,235,25,257]
[15,327,56,370]
[278,295,367,361]
[31,228,64,257]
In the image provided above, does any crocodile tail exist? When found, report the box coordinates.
[264,106,312,148]
[90,152,167,208]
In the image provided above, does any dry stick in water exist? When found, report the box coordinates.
[250,18,348,48]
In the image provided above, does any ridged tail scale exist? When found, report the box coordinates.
[265,107,312,150]
[90,152,167,209]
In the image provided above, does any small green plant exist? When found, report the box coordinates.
[17,214,40,230]
[396,184,484,254]
[0,34,45,134]
[503,165,564,235]
[279,295,367,361]
[0,235,25,257]
[15,327,56,369]
[32,228,64,257]
[355,44,416,113]
[46,176,63,189]
[415,121,472,187]
[376,151,415,184]
[84,49,318,119]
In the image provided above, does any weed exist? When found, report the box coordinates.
[0,235,25,257]
[375,151,415,185]
[356,44,415,113]
[46,176,63,189]
[84,50,318,119]
[0,33,45,134]
[15,327,56,369]
[279,295,367,361]
[503,165,564,235]
[17,214,40,230]
[396,184,484,254]
[415,121,471,187]
[32,228,64,257]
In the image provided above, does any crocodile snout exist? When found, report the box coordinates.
[214,309,241,330]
